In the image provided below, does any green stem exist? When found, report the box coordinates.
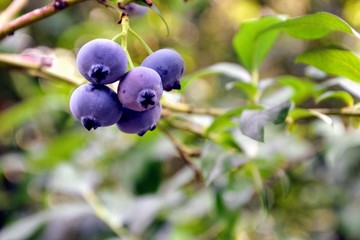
[129,27,153,55]
[125,50,135,69]
[111,32,124,43]
[251,70,260,104]
[112,15,134,69]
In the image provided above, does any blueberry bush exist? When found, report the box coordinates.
[2,0,360,239]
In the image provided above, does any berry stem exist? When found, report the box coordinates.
[125,50,135,69]
[112,15,135,69]
[129,27,153,55]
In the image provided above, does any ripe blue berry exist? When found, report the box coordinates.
[76,39,127,85]
[70,83,123,130]
[117,66,163,112]
[141,48,184,91]
[123,3,149,17]
[117,103,162,136]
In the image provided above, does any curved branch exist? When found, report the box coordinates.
[0,0,90,40]
[159,125,204,184]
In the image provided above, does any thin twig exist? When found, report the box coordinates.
[0,0,89,40]
[0,0,29,25]
[159,125,204,184]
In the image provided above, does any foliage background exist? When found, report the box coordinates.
[1,0,360,239]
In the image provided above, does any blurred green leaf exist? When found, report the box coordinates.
[28,130,88,170]
[239,101,291,142]
[296,46,360,83]
[0,94,67,138]
[206,106,260,135]
[233,16,284,71]
[262,12,360,40]
[226,81,258,100]
[206,153,248,185]
[316,91,354,107]
[278,76,318,104]
[0,204,91,240]
[213,131,243,152]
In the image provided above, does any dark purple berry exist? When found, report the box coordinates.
[76,39,127,85]
[70,83,123,130]
[122,3,149,17]
[117,103,162,136]
[118,66,163,112]
[141,48,185,91]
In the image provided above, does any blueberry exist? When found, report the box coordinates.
[117,66,163,111]
[122,3,149,17]
[117,103,162,136]
[141,48,185,91]
[69,83,123,130]
[76,39,127,85]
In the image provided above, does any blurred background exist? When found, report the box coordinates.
[1,0,360,239]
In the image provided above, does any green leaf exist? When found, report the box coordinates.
[239,101,291,142]
[206,106,261,135]
[262,12,360,40]
[226,81,258,100]
[28,130,88,170]
[233,16,284,71]
[213,131,243,152]
[0,94,67,138]
[316,91,354,107]
[278,76,318,104]
[296,46,360,83]
[206,152,248,185]
[0,204,91,240]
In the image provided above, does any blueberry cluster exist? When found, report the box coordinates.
[69,38,185,136]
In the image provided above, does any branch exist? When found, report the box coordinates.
[159,125,204,185]
[0,0,29,25]
[0,0,90,40]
